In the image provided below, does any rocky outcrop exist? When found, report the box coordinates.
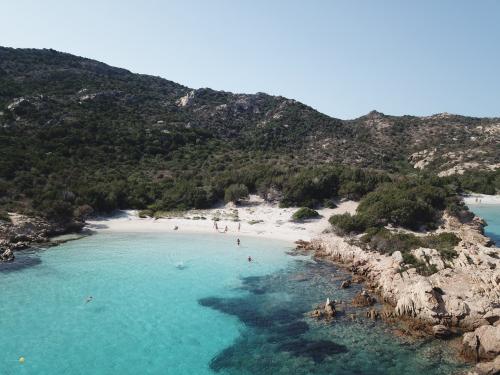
[463,325,500,361]
[0,213,84,261]
[432,324,451,339]
[471,356,500,375]
[0,248,14,262]
[311,212,500,365]
[310,298,337,320]
[340,279,351,288]
[352,291,376,307]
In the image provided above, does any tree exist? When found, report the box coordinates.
[224,184,249,204]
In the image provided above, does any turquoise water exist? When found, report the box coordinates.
[468,203,500,245]
[1,233,469,374]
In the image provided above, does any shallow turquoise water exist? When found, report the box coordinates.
[0,233,469,374]
[468,203,500,245]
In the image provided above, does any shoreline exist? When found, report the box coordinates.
[463,193,500,206]
[86,196,358,244]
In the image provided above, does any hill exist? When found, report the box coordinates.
[0,47,498,220]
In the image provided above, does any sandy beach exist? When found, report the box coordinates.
[463,193,500,205]
[86,196,358,244]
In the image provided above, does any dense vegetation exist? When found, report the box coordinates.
[329,178,467,234]
[0,47,498,225]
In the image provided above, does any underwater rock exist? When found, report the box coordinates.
[278,339,348,363]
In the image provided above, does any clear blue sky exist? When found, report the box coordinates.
[2,0,499,119]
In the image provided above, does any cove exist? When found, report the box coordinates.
[0,232,469,374]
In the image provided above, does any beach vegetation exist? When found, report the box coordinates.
[292,207,319,221]
[224,184,249,204]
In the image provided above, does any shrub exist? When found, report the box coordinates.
[360,227,421,254]
[421,232,460,260]
[356,181,447,230]
[224,184,249,204]
[292,207,320,221]
[329,213,367,235]
[0,210,10,223]
[138,209,153,218]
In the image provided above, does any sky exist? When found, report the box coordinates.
[1,0,499,119]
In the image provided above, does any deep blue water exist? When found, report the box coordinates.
[0,232,470,374]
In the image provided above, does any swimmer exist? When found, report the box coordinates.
[86,296,93,303]
[173,225,178,231]
[248,256,252,262]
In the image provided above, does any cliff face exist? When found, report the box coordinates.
[311,214,500,371]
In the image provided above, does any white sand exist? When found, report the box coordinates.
[463,194,500,205]
[86,195,358,244]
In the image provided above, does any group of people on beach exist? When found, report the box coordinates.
[213,221,241,233]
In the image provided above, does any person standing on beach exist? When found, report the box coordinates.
[238,222,241,232]
[224,225,228,233]
[237,238,240,246]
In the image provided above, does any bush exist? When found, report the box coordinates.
[360,227,421,254]
[138,209,153,218]
[224,184,249,204]
[0,210,10,223]
[292,207,319,221]
[421,232,460,260]
[329,213,367,235]
[356,181,447,230]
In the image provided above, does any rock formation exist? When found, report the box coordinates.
[311,212,500,369]
[0,213,84,262]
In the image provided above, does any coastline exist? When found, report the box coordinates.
[463,193,500,206]
[86,196,358,244]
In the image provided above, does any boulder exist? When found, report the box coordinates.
[394,280,442,320]
[463,325,500,361]
[473,355,500,375]
[324,298,336,317]
[367,309,379,320]
[352,291,376,307]
[483,309,500,326]
[0,248,14,262]
[310,298,336,320]
[340,280,351,289]
[432,324,451,339]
